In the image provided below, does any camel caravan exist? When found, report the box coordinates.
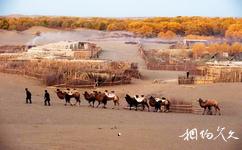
[55,88,221,115]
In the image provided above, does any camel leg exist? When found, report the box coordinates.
[92,101,95,107]
[214,106,217,115]
[112,100,116,109]
[145,103,150,112]
[216,106,221,115]
[96,102,100,108]
[208,106,212,115]
[116,101,120,110]
[69,99,73,106]
[103,102,107,109]
[165,105,169,112]
[103,104,107,109]
[202,107,206,115]
[74,102,77,106]
[166,104,170,112]
[142,104,145,111]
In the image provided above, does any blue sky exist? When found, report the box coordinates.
[0,0,241,17]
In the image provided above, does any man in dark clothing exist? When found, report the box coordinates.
[44,90,51,106]
[186,71,190,78]
[25,88,32,104]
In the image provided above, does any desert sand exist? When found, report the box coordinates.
[0,27,242,150]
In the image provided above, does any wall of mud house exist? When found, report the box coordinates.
[73,47,102,59]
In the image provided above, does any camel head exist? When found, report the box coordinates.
[125,94,131,99]
[198,98,204,103]
[83,91,89,96]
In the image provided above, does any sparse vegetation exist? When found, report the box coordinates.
[0,59,135,86]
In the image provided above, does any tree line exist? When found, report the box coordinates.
[192,42,242,58]
[0,16,241,39]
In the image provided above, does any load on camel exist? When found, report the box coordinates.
[198,98,221,115]
[125,94,149,111]
[148,96,170,112]
[56,88,81,106]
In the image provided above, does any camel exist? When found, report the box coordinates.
[83,91,96,107]
[93,91,108,108]
[125,94,149,111]
[56,89,81,106]
[198,98,221,115]
[148,96,170,112]
[104,90,120,109]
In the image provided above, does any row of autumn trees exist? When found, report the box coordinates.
[192,42,242,58]
[0,16,241,39]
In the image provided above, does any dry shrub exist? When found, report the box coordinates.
[43,72,63,86]
[169,97,192,105]
[0,59,134,86]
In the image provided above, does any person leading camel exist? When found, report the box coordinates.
[25,88,32,104]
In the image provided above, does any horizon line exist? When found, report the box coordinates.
[1,14,241,18]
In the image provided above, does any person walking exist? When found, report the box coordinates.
[44,90,51,106]
[186,71,190,78]
[25,88,32,104]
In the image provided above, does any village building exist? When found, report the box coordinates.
[183,39,208,47]
[22,41,102,60]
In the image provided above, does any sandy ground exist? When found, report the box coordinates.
[0,28,242,150]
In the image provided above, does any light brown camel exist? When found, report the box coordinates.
[198,98,221,115]
[104,90,120,109]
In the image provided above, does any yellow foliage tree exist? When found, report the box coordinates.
[158,30,176,40]
[192,43,207,58]
[230,42,242,53]
[225,24,242,40]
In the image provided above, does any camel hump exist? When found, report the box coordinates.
[155,98,162,102]
[207,99,218,105]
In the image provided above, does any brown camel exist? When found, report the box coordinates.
[93,91,107,108]
[198,98,221,115]
[83,91,96,107]
[56,89,81,106]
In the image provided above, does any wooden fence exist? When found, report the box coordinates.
[170,104,203,114]
[178,76,214,84]
[124,103,203,114]
[138,44,198,72]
